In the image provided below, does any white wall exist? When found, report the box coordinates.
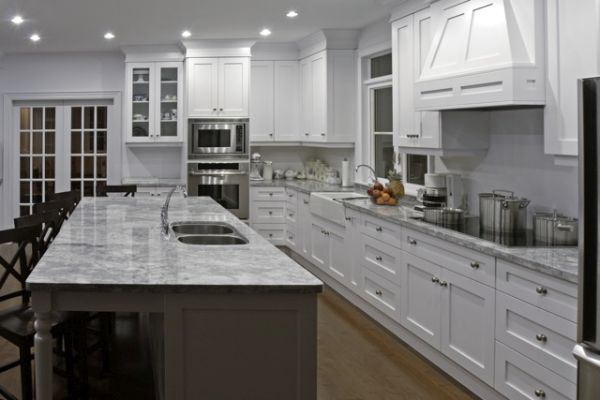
[435,108,579,220]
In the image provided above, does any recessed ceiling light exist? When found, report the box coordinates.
[11,15,24,25]
[30,34,40,42]
[104,32,115,40]
[286,10,299,18]
[181,30,191,38]
[260,28,272,37]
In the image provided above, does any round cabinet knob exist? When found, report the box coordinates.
[304,200,309,204]
[288,194,293,197]
[375,290,383,296]
[470,261,480,269]
[268,193,273,196]
[212,108,217,111]
[321,133,326,136]
[219,108,223,112]
[408,238,417,245]
[269,133,273,137]
[431,277,440,284]
[268,233,273,238]
[375,256,383,262]
[439,281,448,287]
[536,334,548,342]
[288,236,293,240]
[268,211,273,215]
[534,389,546,398]
[345,217,353,222]
[375,226,383,232]
[305,133,309,136]
[535,286,548,295]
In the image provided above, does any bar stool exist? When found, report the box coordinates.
[96,184,137,197]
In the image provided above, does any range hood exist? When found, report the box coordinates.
[415,0,545,110]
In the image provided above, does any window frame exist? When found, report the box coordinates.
[368,80,394,182]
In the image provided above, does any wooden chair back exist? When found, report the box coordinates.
[48,190,80,214]
[32,199,71,228]
[14,212,63,256]
[97,184,137,197]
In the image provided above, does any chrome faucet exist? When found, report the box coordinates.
[355,164,377,181]
[161,185,188,238]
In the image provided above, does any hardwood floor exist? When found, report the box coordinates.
[0,291,476,399]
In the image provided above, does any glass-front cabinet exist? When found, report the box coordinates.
[125,62,183,143]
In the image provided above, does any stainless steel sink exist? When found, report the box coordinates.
[171,222,234,235]
[177,235,248,245]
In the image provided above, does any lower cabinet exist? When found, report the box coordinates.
[250,186,286,245]
[310,216,352,286]
[298,192,311,258]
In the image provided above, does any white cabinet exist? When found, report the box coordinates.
[298,193,312,258]
[126,62,184,143]
[544,0,600,156]
[310,220,330,268]
[250,61,299,142]
[186,57,249,118]
[309,215,355,287]
[250,186,286,245]
[299,50,356,143]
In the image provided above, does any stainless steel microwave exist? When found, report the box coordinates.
[189,119,248,158]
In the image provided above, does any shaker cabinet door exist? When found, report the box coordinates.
[274,61,300,141]
[249,61,275,141]
[218,57,249,117]
[187,58,219,117]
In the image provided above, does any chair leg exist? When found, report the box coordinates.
[19,345,33,400]
[75,322,89,399]
[64,329,77,398]
[100,313,112,373]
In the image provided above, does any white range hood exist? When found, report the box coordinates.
[415,0,546,110]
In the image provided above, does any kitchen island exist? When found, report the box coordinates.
[27,196,323,400]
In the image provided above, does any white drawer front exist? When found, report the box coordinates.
[285,189,298,206]
[360,234,404,286]
[285,208,297,224]
[403,228,495,287]
[252,223,285,244]
[496,292,577,382]
[285,226,297,250]
[495,341,576,400]
[252,202,285,224]
[496,260,577,322]
[359,267,401,322]
[251,187,286,201]
[360,214,403,249]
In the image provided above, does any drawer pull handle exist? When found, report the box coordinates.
[375,256,383,262]
[536,334,547,342]
[268,192,273,196]
[289,213,293,217]
[345,217,353,221]
[431,277,440,284]
[439,281,448,287]
[534,389,546,398]
[470,261,480,269]
[325,231,330,236]
[268,211,273,215]
[375,290,383,296]
[288,194,293,197]
[303,200,309,204]
[375,226,383,232]
[535,286,548,295]
[288,236,293,240]
[408,238,417,245]
[268,233,273,238]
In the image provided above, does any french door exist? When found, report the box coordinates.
[15,101,112,216]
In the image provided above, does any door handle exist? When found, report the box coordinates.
[470,261,480,269]
[375,290,383,296]
[534,389,545,398]
[535,286,548,295]
[375,226,383,232]
[375,256,383,262]
[535,334,547,342]
[439,281,448,287]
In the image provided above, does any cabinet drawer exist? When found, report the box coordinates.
[285,226,297,249]
[285,189,298,205]
[496,292,577,382]
[495,341,576,400]
[285,208,298,225]
[496,260,577,322]
[252,202,285,224]
[360,214,403,248]
[252,223,285,244]
[251,187,286,201]
[403,229,495,287]
[360,234,404,286]
[359,268,402,322]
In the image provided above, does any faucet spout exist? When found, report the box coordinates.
[355,164,377,181]
[161,185,187,238]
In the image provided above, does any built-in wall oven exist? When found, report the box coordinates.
[187,161,249,219]
[188,118,248,158]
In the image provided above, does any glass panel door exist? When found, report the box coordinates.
[132,66,151,138]
[70,106,108,196]
[18,106,56,215]
[158,65,179,138]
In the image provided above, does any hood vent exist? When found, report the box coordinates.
[415,0,545,110]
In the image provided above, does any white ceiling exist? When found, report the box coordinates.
[0,0,403,53]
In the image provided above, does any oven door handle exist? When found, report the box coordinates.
[189,171,248,176]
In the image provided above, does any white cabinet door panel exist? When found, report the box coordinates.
[300,59,312,140]
[274,61,300,141]
[249,61,274,141]
[310,222,329,269]
[310,53,327,141]
[219,58,249,117]
[187,58,219,117]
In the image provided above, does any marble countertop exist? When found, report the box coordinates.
[342,199,579,283]
[27,197,323,294]
[250,179,356,194]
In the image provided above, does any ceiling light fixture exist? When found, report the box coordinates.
[286,10,299,18]
[181,30,191,38]
[30,33,40,42]
[11,15,24,25]
[260,28,272,37]
[104,32,115,40]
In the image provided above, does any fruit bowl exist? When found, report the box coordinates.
[367,181,398,206]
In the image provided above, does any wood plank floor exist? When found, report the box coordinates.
[0,290,477,399]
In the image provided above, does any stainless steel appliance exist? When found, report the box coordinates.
[187,161,249,219]
[575,76,600,399]
[188,118,248,158]
[416,173,465,211]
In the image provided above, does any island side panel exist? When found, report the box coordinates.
[163,293,318,400]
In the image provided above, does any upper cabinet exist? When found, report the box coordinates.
[392,9,490,156]
[544,0,600,157]
[186,57,250,118]
[125,61,184,144]
[250,61,299,142]
[299,50,356,143]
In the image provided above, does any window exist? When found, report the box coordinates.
[370,53,392,79]
[400,153,429,186]
[371,86,394,178]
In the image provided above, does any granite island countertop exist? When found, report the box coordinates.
[27,197,323,294]
[342,198,579,284]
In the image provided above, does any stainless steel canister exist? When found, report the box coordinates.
[479,190,531,234]
[533,212,578,246]
[423,207,464,227]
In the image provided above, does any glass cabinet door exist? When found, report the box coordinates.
[157,64,179,139]
[131,66,152,138]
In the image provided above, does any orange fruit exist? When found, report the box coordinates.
[388,197,397,206]
[372,189,381,198]
[381,193,390,201]
[376,196,385,205]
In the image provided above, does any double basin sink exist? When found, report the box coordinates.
[171,222,248,245]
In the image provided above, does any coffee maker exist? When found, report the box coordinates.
[416,173,465,211]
